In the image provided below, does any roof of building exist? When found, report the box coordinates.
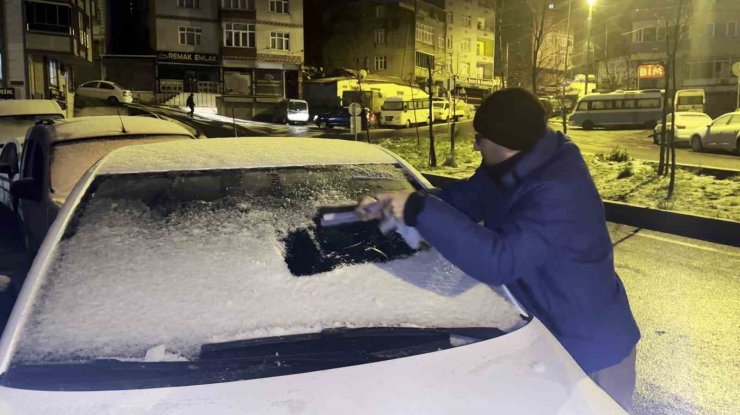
[97,137,399,175]
[44,116,194,142]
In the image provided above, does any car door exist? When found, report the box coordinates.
[77,81,99,99]
[0,142,20,211]
[724,115,740,150]
[16,139,49,251]
[99,82,117,101]
[706,115,732,147]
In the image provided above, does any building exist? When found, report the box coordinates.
[629,0,740,116]
[1,0,98,108]
[102,0,304,119]
[316,0,496,106]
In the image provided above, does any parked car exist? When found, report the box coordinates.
[691,111,740,154]
[314,107,369,129]
[0,137,625,414]
[0,139,21,213]
[76,80,134,105]
[652,111,712,146]
[10,116,195,255]
[272,99,310,124]
[0,99,65,143]
[432,98,468,122]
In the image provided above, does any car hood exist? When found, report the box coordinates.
[0,319,625,415]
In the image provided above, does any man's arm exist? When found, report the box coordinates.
[414,191,554,286]
[424,168,489,222]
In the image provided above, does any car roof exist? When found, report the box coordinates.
[97,137,399,175]
[41,116,193,143]
[0,100,65,117]
[673,112,710,116]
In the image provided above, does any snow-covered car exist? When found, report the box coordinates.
[0,138,625,414]
[0,99,65,144]
[652,111,712,146]
[690,111,740,154]
[0,139,21,213]
[10,116,195,254]
[76,80,134,105]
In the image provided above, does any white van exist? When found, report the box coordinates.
[381,96,431,128]
[674,89,705,113]
[432,98,468,122]
[569,90,664,130]
[272,99,310,124]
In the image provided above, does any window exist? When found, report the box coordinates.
[376,5,385,18]
[477,17,486,30]
[374,56,387,71]
[375,28,386,44]
[438,36,445,48]
[178,0,199,8]
[636,98,661,109]
[727,21,737,37]
[461,62,470,76]
[657,27,666,41]
[446,36,453,49]
[415,51,434,69]
[224,23,255,47]
[221,0,254,9]
[179,27,202,45]
[416,23,433,45]
[99,82,114,90]
[462,15,472,27]
[642,27,656,42]
[25,1,72,34]
[270,32,290,50]
[447,11,453,24]
[476,40,485,56]
[48,59,59,87]
[712,114,731,126]
[476,66,484,78]
[461,38,472,52]
[706,22,715,38]
[269,0,289,14]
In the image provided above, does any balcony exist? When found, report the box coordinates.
[221,46,257,59]
[219,8,256,20]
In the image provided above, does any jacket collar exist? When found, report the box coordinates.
[477,127,562,191]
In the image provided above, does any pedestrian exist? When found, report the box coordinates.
[357,87,641,413]
[186,93,195,118]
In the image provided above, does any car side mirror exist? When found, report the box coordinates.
[10,177,40,202]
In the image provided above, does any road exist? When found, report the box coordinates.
[0,205,737,414]
[136,105,738,170]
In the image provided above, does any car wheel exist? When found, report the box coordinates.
[582,120,594,130]
[107,96,119,106]
[691,135,703,152]
[319,121,328,129]
[405,119,412,129]
[736,137,740,155]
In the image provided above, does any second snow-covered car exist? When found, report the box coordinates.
[652,111,712,146]
[0,99,65,144]
[76,80,134,105]
[11,116,195,254]
[0,138,625,414]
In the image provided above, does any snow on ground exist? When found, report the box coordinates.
[15,191,522,363]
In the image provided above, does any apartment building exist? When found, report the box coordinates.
[0,0,98,106]
[630,0,740,115]
[318,0,497,105]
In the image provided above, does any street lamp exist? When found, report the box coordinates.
[584,0,595,96]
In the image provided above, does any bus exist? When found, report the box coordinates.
[569,90,664,130]
[380,96,432,128]
[674,89,706,113]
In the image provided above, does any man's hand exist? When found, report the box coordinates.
[356,191,414,222]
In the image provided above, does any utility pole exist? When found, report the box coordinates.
[584,0,595,95]
[428,59,437,167]
[560,0,572,133]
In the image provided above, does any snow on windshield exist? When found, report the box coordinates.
[49,135,191,202]
[14,165,523,364]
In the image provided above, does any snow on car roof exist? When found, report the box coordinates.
[46,116,193,142]
[0,100,64,117]
[97,137,399,174]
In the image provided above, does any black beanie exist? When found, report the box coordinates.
[473,88,547,151]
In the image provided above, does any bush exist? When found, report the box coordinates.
[617,164,634,179]
[606,146,631,163]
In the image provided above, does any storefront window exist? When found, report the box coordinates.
[48,59,59,87]
[254,69,283,96]
[224,71,252,95]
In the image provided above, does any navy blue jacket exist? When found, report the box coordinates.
[415,128,640,373]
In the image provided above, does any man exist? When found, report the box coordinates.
[186,93,195,118]
[358,88,640,412]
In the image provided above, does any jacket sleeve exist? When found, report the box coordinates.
[414,189,556,286]
[426,169,488,222]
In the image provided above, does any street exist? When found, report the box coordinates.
[141,106,738,171]
[0,206,737,414]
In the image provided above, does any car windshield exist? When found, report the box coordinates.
[49,135,192,202]
[0,114,64,141]
[433,102,445,109]
[7,164,523,389]
[288,101,307,111]
[383,101,404,111]
[677,96,703,105]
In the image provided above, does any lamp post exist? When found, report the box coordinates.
[584,0,595,96]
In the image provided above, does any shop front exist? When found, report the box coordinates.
[156,51,222,93]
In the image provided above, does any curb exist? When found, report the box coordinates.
[422,173,739,247]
